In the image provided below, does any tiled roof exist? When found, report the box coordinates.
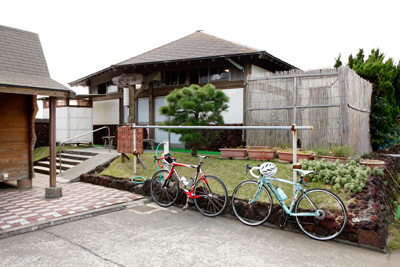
[0,25,71,93]
[69,31,295,86]
[117,31,260,66]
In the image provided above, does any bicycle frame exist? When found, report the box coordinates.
[158,158,208,200]
[249,169,319,217]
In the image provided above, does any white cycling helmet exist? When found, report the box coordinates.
[260,162,277,177]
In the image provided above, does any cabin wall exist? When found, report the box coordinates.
[0,92,34,181]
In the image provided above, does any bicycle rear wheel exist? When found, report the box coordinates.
[150,170,179,207]
[294,188,347,241]
[194,175,228,217]
[232,180,273,226]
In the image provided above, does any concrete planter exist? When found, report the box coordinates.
[247,149,276,160]
[360,159,386,169]
[219,148,247,159]
[278,151,313,162]
[316,156,350,164]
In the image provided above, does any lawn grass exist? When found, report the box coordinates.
[387,203,400,252]
[100,151,353,203]
[33,146,89,162]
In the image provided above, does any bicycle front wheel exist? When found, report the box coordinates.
[232,180,273,226]
[150,170,179,207]
[193,175,228,217]
[294,188,348,241]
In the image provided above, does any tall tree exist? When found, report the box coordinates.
[340,48,400,150]
[159,83,229,156]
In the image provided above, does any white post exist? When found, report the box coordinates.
[163,139,169,154]
[292,124,297,195]
[133,123,137,175]
[163,140,169,171]
[123,88,129,124]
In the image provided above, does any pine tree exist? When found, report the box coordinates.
[159,83,229,156]
[342,48,400,150]
[334,54,342,68]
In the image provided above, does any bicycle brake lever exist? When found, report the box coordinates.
[246,164,251,175]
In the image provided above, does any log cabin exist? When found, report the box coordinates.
[0,24,73,191]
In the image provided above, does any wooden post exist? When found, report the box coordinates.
[119,97,124,125]
[128,85,136,124]
[149,83,155,139]
[243,64,252,141]
[49,96,57,187]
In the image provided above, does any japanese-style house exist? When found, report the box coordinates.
[69,30,296,147]
[0,24,73,194]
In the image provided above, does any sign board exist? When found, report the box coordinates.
[117,126,143,154]
[112,73,143,87]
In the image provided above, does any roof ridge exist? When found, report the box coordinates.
[114,31,200,66]
[114,30,260,66]
[201,31,261,52]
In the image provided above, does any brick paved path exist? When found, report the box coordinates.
[0,174,143,230]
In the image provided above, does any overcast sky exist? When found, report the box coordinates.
[2,0,399,94]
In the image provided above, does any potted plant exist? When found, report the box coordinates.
[246,146,276,160]
[219,145,247,159]
[314,145,355,164]
[277,147,313,162]
[360,159,386,169]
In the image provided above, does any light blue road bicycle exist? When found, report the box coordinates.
[231,162,348,241]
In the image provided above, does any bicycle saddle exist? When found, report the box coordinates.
[294,169,314,176]
[196,155,210,159]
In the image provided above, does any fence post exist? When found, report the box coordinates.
[292,124,297,195]
[133,123,137,175]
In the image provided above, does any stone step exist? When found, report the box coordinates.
[34,166,61,175]
[54,157,85,166]
[58,153,93,161]
[36,161,76,171]
[60,150,98,157]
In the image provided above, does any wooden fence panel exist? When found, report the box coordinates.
[246,66,372,155]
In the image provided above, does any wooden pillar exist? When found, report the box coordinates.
[119,96,124,125]
[29,95,38,180]
[149,83,155,139]
[243,64,252,141]
[49,97,57,187]
[128,85,136,124]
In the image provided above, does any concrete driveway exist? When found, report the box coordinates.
[0,200,398,267]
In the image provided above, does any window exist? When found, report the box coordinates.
[200,68,208,83]
[179,70,186,85]
[98,83,106,94]
[190,69,199,84]
[163,71,178,86]
[210,66,229,81]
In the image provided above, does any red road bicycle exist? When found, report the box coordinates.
[150,153,228,217]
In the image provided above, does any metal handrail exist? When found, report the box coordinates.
[58,126,111,174]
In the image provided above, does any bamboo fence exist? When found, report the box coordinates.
[246,66,372,155]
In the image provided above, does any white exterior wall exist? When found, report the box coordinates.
[138,98,149,124]
[251,65,272,76]
[93,99,119,125]
[154,97,181,145]
[222,88,243,124]
[43,107,93,143]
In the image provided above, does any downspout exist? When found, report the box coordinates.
[227,57,246,141]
